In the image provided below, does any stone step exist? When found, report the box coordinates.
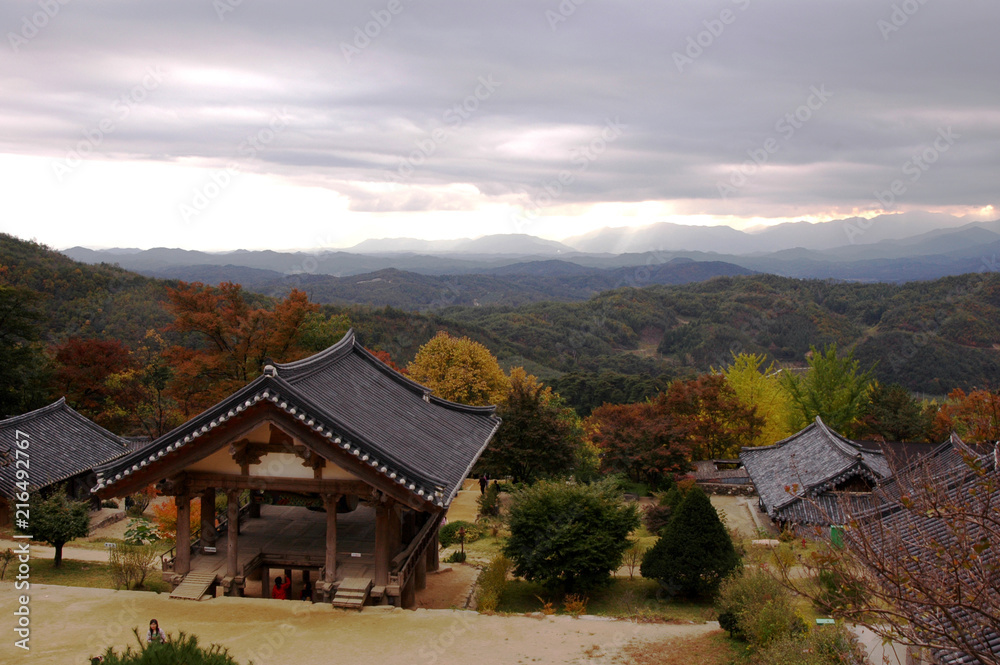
[169,572,218,601]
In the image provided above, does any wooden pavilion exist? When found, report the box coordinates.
[93,330,501,607]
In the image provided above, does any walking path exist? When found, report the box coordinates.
[0,583,721,664]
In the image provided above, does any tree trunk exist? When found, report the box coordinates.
[53,542,63,568]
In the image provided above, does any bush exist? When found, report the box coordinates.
[109,542,158,590]
[717,568,803,649]
[445,551,467,564]
[815,567,867,613]
[747,625,865,665]
[477,482,501,519]
[125,486,157,518]
[475,554,512,612]
[439,520,483,548]
[124,519,161,546]
[502,478,639,592]
[641,486,740,599]
[101,499,120,509]
[93,629,241,664]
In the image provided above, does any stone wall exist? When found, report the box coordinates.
[697,482,757,497]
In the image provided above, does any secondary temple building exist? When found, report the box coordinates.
[0,398,131,527]
[93,330,501,607]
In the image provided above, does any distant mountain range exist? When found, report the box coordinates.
[61,213,1000,300]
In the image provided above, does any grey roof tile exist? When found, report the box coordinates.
[0,399,130,498]
[740,417,890,524]
[94,330,501,508]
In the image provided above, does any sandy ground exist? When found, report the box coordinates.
[0,583,719,665]
[708,495,767,538]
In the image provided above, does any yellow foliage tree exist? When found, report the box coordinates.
[720,352,795,446]
[407,331,510,406]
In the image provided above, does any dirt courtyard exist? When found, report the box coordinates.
[0,584,718,665]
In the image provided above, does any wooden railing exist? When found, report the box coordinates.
[389,514,439,588]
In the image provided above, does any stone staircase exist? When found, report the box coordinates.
[332,577,372,609]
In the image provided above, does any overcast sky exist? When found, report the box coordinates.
[1,0,997,251]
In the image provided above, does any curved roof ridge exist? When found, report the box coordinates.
[0,397,67,425]
[352,342,497,415]
[742,420,820,452]
[814,416,866,460]
[1,397,129,446]
[273,328,356,378]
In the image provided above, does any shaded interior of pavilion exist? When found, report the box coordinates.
[164,485,440,608]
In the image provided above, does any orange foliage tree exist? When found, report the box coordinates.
[928,387,1000,443]
[151,499,202,541]
[164,282,348,415]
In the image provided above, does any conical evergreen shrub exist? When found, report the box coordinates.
[640,485,740,599]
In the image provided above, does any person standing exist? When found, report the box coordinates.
[479,474,488,495]
[271,576,287,600]
[146,619,166,644]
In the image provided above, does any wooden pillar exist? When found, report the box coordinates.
[322,494,340,584]
[200,488,217,553]
[175,494,191,575]
[263,567,270,599]
[425,525,440,572]
[374,500,393,586]
[415,553,427,591]
[226,489,240,579]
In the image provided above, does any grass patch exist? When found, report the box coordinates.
[28,558,170,593]
[617,630,737,665]
[497,577,715,622]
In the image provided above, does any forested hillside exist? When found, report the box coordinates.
[4,234,1000,422]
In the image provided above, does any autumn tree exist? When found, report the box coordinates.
[665,374,765,460]
[586,394,691,487]
[477,368,581,483]
[50,337,134,424]
[928,387,1000,444]
[721,352,795,446]
[406,331,509,406]
[780,344,874,435]
[102,331,182,438]
[165,282,348,414]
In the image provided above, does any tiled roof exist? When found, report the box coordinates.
[94,330,501,509]
[740,417,891,524]
[0,399,130,499]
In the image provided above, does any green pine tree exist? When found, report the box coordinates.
[640,486,740,599]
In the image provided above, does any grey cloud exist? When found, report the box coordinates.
[1,0,998,218]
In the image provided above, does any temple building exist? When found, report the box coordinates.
[0,398,130,527]
[93,330,501,607]
[740,416,891,526]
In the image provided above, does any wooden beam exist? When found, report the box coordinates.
[175,495,191,576]
[184,471,370,496]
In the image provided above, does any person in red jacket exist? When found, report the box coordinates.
[271,576,287,600]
